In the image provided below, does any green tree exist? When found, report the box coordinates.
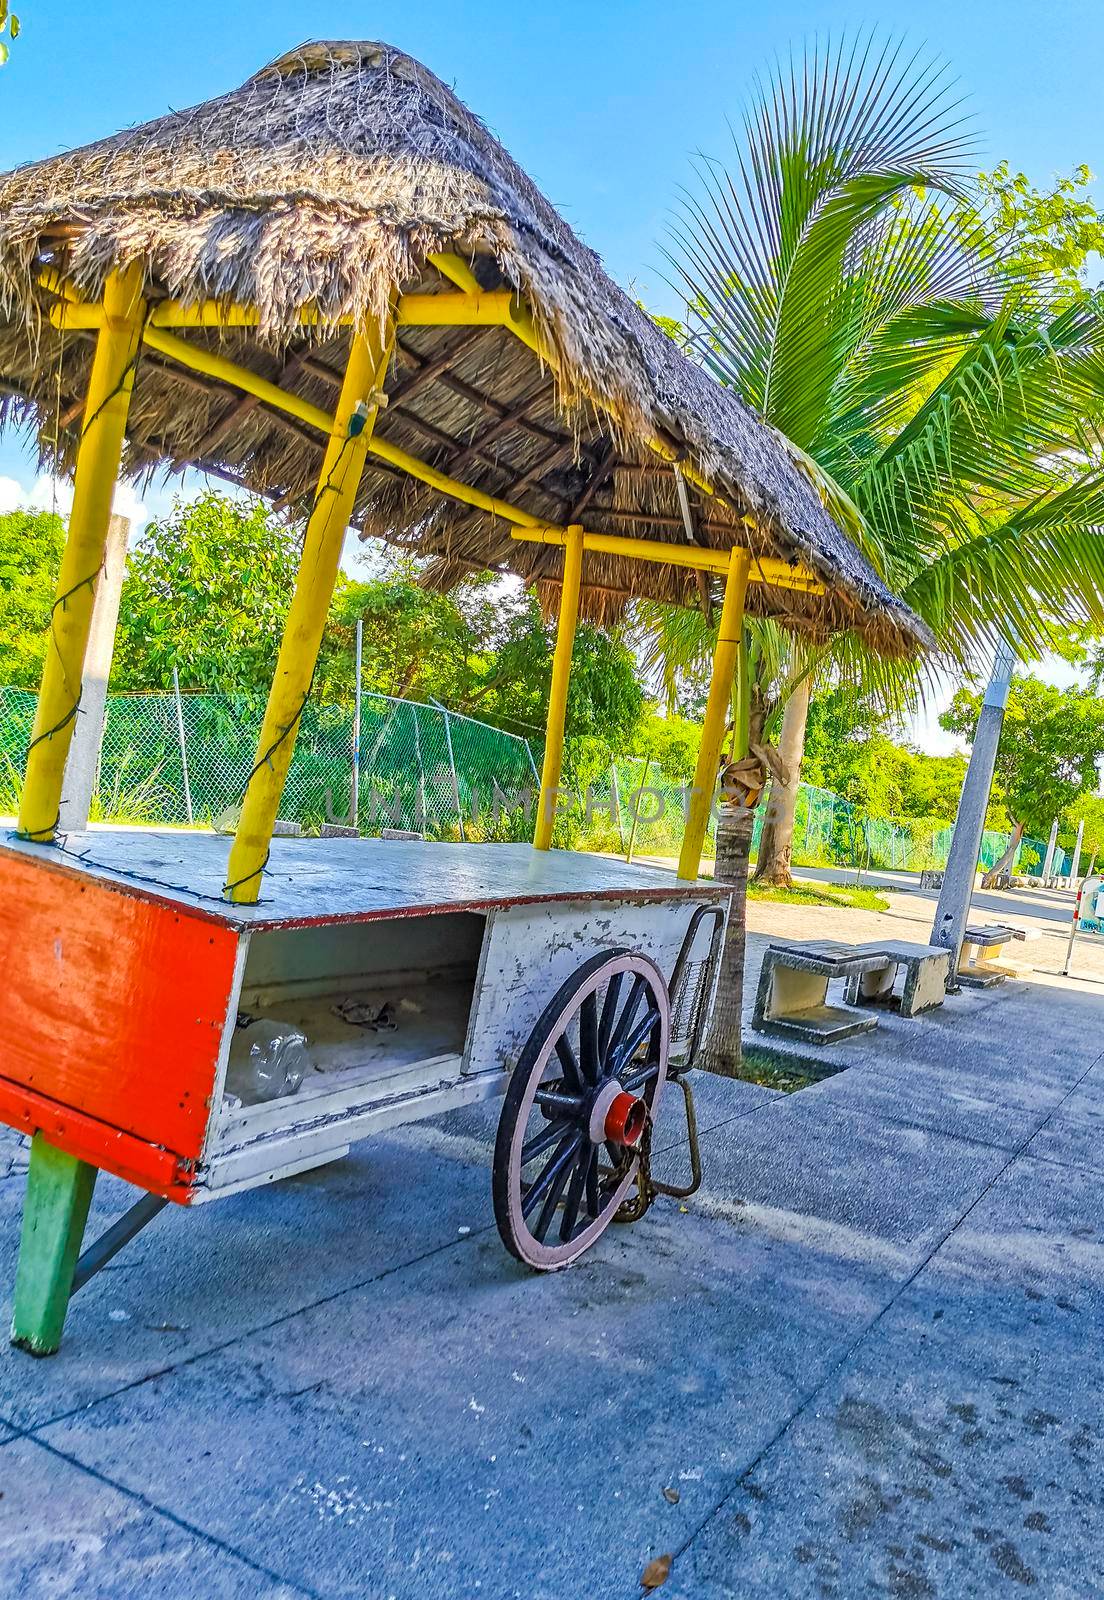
[1063,794,1104,869]
[0,508,66,688]
[974,162,1104,309]
[321,572,488,705]
[113,493,298,693]
[941,676,1104,861]
[0,2,20,66]
[655,40,1104,914]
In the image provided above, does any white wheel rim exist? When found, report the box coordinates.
[504,952,670,1270]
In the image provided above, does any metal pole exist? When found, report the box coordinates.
[351,617,363,832]
[931,644,1015,970]
[1041,816,1060,883]
[1062,875,1098,976]
[412,705,427,833]
[441,707,465,841]
[1069,816,1085,888]
[172,666,194,826]
[611,761,625,851]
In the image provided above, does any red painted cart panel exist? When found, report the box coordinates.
[0,851,238,1193]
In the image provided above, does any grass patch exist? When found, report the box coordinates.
[737,1045,843,1094]
[747,878,890,913]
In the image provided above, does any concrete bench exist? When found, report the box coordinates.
[752,940,886,1045]
[957,923,1026,987]
[844,940,951,1017]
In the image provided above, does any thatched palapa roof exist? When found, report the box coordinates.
[0,40,928,655]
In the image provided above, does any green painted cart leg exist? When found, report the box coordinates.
[10,1135,98,1357]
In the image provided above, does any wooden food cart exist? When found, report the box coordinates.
[0,41,924,1354]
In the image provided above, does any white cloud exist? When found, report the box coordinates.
[0,471,187,536]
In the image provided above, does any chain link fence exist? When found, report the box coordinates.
[0,682,1069,876]
[589,762,1061,879]
[0,685,538,837]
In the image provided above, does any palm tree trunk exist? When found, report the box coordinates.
[754,676,811,888]
[981,820,1024,888]
[700,804,756,1077]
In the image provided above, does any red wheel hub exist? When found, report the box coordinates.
[604,1090,646,1147]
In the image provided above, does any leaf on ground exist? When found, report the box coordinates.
[662,1485,680,1504]
[641,1552,673,1588]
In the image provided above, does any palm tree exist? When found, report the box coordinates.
[657,35,1104,892]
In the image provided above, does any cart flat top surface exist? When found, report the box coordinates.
[0,830,729,929]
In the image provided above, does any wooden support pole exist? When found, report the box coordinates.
[223,316,394,902]
[11,1136,98,1357]
[58,512,131,831]
[18,266,145,842]
[534,525,584,850]
[677,548,751,882]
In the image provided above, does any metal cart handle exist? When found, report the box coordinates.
[667,903,727,1077]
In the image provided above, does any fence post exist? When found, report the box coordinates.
[412,704,428,832]
[626,755,651,865]
[351,618,363,832]
[611,761,625,851]
[171,666,194,827]
[440,705,465,841]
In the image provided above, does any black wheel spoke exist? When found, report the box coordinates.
[579,992,600,1083]
[597,973,623,1066]
[522,1120,572,1163]
[555,1035,584,1090]
[535,1086,583,1116]
[609,975,646,1057]
[559,1146,591,1242]
[612,1007,661,1075]
[622,1059,660,1093]
[533,1140,582,1241]
[522,1132,582,1220]
[585,1144,601,1217]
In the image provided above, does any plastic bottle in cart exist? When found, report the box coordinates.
[226,1019,311,1104]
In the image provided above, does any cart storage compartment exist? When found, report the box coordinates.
[202,911,487,1190]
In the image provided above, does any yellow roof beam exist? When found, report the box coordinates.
[510,524,824,595]
[38,271,824,597]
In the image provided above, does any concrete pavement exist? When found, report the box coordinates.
[1,882,1103,1596]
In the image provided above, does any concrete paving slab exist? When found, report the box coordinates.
[0,1435,307,1598]
[0,1130,494,1430]
[797,1064,1042,1152]
[660,1153,1104,1599]
[36,1200,902,1600]
[1023,1075,1104,1176]
[677,1094,1009,1270]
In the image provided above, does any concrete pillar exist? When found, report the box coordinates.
[58,514,129,832]
[1069,816,1085,888]
[1041,817,1060,882]
[931,644,1014,971]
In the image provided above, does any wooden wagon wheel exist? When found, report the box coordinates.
[493,949,671,1271]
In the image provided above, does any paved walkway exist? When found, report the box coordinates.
[2,880,1103,1596]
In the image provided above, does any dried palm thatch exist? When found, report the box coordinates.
[0,40,928,655]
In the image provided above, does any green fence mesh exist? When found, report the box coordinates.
[0,685,538,837]
[0,682,1069,876]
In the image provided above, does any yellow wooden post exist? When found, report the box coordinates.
[534,524,584,850]
[223,317,394,902]
[677,548,751,881]
[17,265,146,842]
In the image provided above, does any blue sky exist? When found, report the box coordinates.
[1,0,1099,745]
